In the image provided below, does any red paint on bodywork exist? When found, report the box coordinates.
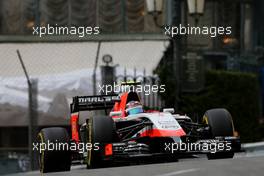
[140,128,186,137]
[71,113,79,142]
[105,144,113,156]
[112,92,129,118]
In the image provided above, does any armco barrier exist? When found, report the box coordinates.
[242,141,264,152]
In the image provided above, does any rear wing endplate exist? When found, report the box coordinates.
[70,95,120,113]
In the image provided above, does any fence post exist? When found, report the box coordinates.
[134,67,137,82]
[17,50,38,171]
[29,79,38,170]
[124,68,127,82]
[93,42,101,95]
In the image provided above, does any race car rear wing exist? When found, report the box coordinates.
[70,94,120,113]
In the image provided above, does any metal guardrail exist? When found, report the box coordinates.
[242,141,264,152]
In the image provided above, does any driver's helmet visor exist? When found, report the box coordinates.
[126,106,143,115]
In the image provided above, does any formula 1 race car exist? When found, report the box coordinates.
[37,83,241,173]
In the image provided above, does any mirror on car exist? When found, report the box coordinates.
[163,108,175,114]
[110,111,122,117]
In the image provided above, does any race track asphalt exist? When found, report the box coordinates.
[8,152,264,176]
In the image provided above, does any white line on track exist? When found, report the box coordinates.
[157,168,200,176]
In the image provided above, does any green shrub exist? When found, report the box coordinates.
[159,70,262,142]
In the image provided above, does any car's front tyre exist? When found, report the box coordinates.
[86,116,116,169]
[203,108,235,159]
[37,127,71,173]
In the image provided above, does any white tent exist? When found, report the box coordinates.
[0,41,169,126]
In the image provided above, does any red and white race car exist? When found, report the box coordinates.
[37,83,241,173]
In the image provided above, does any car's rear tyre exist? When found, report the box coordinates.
[86,116,116,169]
[37,127,71,173]
[203,108,235,159]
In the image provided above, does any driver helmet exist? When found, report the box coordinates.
[125,101,143,115]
